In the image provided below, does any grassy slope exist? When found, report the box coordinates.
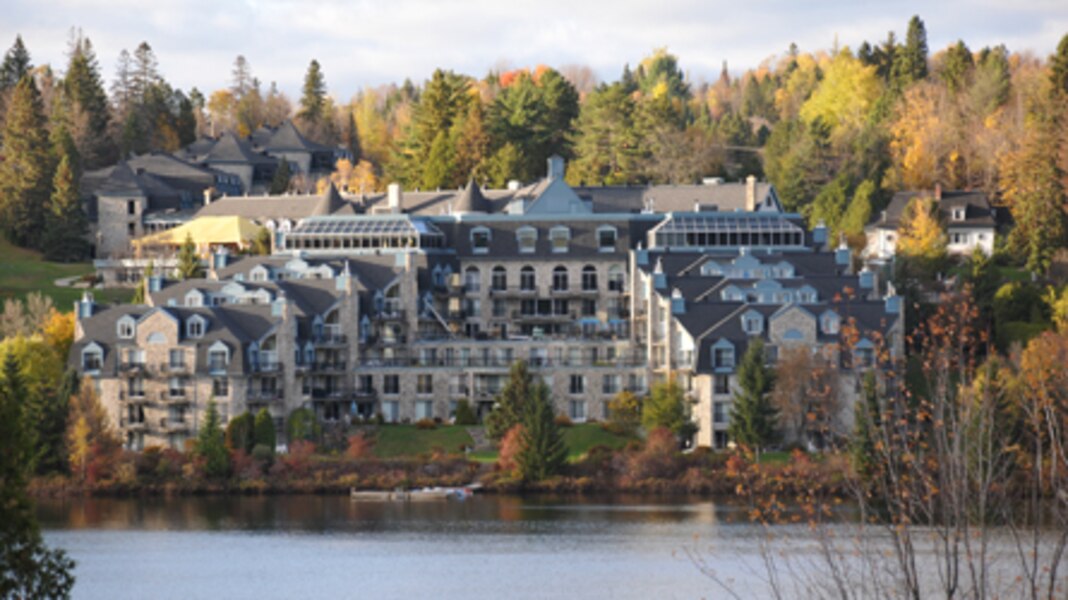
[0,238,131,308]
[389,423,635,463]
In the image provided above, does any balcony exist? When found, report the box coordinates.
[252,361,281,373]
[159,390,191,404]
[375,309,405,321]
[120,390,149,403]
[248,389,284,403]
[448,385,470,396]
[119,361,146,373]
[161,362,190,375]
[159,417,190,433]
[312,361,347,372]
[315,325,347,346]
[353,387,377,399]
[119,417,147,431]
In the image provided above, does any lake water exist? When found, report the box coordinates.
[39,494,777,599]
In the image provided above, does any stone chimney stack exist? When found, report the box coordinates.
[387,183,402,213]
[745,175,757,212]
[934,183,942,200]
[547,155,565,181]
[203,189,213,205]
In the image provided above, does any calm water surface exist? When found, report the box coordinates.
[39,494,775,599]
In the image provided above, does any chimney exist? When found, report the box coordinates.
[387,183,402,213]
[203,189,212,206]
[507,180,521,191]
[547,155,565,181]
[75,291,96,320]
[934,183,942,200]
[745,175,757,211]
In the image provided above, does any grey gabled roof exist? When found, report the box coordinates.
[872,190,996,230]
[205,132,276,165]
[265,120,335,153]
[88,162,149,197]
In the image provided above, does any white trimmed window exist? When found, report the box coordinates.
[470,227,491,254]
[117,316,135,339]
[597,226,617,252]
[549,226,570,253]
[517,227,537,253]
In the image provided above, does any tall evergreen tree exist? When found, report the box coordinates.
[0,353,76,598]
[486,360,538,441]
[0,76,52,248]
[515,383,567,482]
[728,339,778,456]
[1050,33,1068,96]
[298,59,326,125]
[399,69,471,187]
[63,33,114,168]
[342,108,361,161]
[196,400,229,478]
[891,15,929,89]
[43,151,89,262]
[0,35,31,92]
[940,40,974,95]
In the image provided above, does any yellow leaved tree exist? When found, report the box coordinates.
[896,195,947,262]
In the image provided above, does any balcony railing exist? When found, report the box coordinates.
[159,390,190,404]
[159,417,189,433]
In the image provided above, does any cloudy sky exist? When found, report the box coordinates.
[3,0,1066,100]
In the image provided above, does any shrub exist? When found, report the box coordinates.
[251,444,274,466]
[496,424,524,476]
[554,414,573,427]
[225,412,255,452]
[415,418,437,430]
[346,433,375,460]
[286,407,320,443]
[253,409,276,454]
[453,399,478,425]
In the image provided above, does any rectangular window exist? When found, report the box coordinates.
[569,374,585,394]
[417,374,433,395]
[550,228,570,253]
[492,299,507,318]
[602,374,620,395]
[168,376,184,397]
[713,401,729,424]
[127,222,136,236]
[383,401,400,423]
[212,377,229,397]
[209,350,228,371]
[598,228,617,251]
[714,374,730,395]
[416,400,433,420]
[569,400,586,421]
[714,348,735,369]
[384,374,400,395]
[520,269,536,291]
[127,200,136,215]
[471,229,490,253]
[169,349,185,368]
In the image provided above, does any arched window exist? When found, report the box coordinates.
[516,227,537,253]
[520,266,536,291]
[491,266,507,291]
[581,265,598,291]
[549,226,570,253]
[552,266,569,291]
[117,315,136,339]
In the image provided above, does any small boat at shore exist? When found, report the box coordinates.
[350,485,479,502]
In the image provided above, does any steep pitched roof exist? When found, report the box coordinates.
[205,132,275,165]
[452,179,490,214]
[311,182,355,216]
[265,120,334,153]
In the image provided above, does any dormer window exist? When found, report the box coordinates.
[185,290,203,307]
[187,315,206,338]
[117,316,135,339]
[549,226,570,253]
[821,310,840,335]
[517,227,537,253]
[952,207,965,221]
[82,344,103,371]
[471,227,491,254]
[742,310,763,335]
[712,340,735,369]
[597,226,617,252]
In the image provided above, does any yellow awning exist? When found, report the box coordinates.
[133,216,262,249]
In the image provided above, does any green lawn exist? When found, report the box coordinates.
[371,423,635,462]
[372,425,476,458]
[0,238,131,308]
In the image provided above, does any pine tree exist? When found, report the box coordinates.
[43,152,89,262]
[568,83,641,185]
[399,69,472,187]
[940,40,974,95]
[253,408,276,455]
[421,130,456,190]
[486,360,538,441]
[850,371,880,480]
[177,233,202,280]
[0,76,52,249]
[891,15,928,89]
[0,35,31,92]
[63,33,114,168]
[1002,111,1067,274]
[0,353,76,598]
[343,108,361,161]
[728,339,778,456]
[298,59,326,125]
[515,383,568,482]
[269,158,291,194]
[1051,33,1068,96]
[196,400,229,478]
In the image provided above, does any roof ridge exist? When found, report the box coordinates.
[697,303,749,341]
